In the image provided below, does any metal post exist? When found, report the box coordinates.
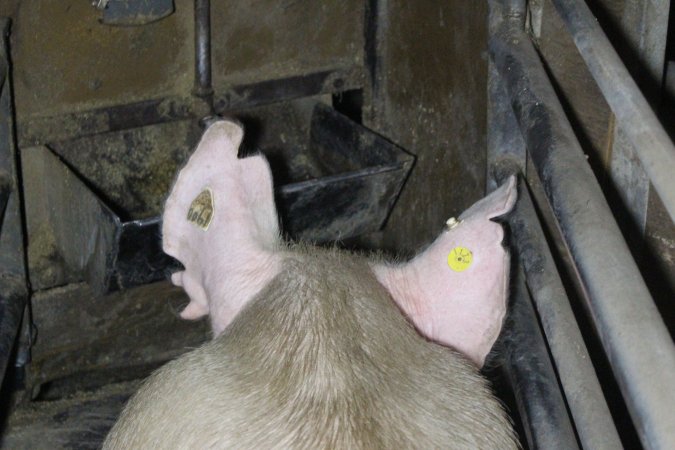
[489,2,675,448]
[193,0,213,103]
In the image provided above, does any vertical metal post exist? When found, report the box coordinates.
[193,0,213,105]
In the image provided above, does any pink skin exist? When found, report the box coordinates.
[162,119,517,366]
[373,176,517,366]
[161,121,282,336]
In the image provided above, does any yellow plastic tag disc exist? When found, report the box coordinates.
[447,247,473,272]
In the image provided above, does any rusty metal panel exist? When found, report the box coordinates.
[11,0,194,122]
[211,1,364,89]
[366,0,489,253]
[26,281,209,392]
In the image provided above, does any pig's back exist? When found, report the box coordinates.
[104,248,517,449]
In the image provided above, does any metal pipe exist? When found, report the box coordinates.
[493,161,622,450]
[489,3,675,448]
[549,0,675,222]
[193,0,212,100]
[501,266,580,450]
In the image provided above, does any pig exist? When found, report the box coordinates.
[103,119,519,449]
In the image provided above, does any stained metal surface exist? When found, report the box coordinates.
[0,381,136,450]
[365,0,489,254]
[489,2,675,447]
[210,1,363,89]
[11,0,194,121]
[17,69,363,148]
[25,281,208,393]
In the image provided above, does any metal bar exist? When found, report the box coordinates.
[193,0,212,100]
[493,161,622,450]
[501,266,580,450]
[549,0,675,222]
[489,3,675,449]
[17,68,363,146]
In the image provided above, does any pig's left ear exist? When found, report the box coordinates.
[373,176,517,367]
[162,120,281,323]
[459,175,517,222]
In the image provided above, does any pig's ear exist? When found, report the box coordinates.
[459,175,517,222]
[373,176,518,367]
[163,119,280,260]
[162,120,281,323]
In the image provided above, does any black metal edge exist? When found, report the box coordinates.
[17,67,364,148]
[213,68,364,112]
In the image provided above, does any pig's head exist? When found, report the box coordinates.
[373,177,517,367]
[162,119,282,335]
[163,119,516,367]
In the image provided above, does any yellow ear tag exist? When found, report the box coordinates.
[447,247,473,272]
[187,188,214,230]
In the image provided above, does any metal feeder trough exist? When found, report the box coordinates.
[22,100,413,296]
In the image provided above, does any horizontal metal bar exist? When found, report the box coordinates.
[489,4,675,449]
[501,266,580,450]
[549,0,675,222]
[493,162,622,450]
[17,68,363,147]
